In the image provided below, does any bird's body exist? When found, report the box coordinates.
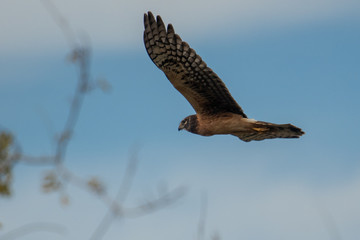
[143,11,304,142]
[186,113,251,136]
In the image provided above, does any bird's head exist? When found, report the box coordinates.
[178,118,189,131]
[178,115,198,134]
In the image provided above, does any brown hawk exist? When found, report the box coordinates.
[143,11,304,142]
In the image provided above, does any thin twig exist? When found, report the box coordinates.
[89,148,140,240]
[54,47,90,166]
[39,0,78,49]
[19,155,55,165]
[56,164,113,206]
[114,147,140,205]
[121,186,187,218]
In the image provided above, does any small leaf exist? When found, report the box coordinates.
[87,177,105,195]
[96,78,112,93]
[58,130,72,143]
[67,49,79,63]
[42,171,61,193]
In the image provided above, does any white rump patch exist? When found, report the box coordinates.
[245,118,257,123]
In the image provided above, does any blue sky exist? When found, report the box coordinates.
[1,1,360,240]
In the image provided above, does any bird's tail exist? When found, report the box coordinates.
[234,119,305,142]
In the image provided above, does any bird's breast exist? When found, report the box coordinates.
[196,113,251,136]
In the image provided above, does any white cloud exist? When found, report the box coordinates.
[0,0,359,54]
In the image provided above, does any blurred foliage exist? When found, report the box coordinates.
[87,177,105,195]
[67,49,80,63]
[0,132,13,160]
[96,78,112,93]
[42,171,61,193]
[0,132,14,197]
[42,171,70,206]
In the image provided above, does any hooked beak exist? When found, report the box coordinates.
[178,122,185,131]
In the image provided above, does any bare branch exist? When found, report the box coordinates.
[89,148,140,240]
[2,2,188,239]
[89,170,186,240]
[122,186,187,218]
[55,164,114,207]
[54,47,90,166]
[115,146,140,205]
[19,155,55,165]
[39,0,78,49]
[40,0,91,172]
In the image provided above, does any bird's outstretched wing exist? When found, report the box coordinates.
[143,11,247,117]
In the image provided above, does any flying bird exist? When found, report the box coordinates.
[143,12,304,142]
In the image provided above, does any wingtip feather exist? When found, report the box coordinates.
[156,15,164,26]
[148,11,156,25]
[147,11,154,18]
[167,24,175,34]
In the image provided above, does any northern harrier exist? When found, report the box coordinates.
[143,12,304,142]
